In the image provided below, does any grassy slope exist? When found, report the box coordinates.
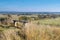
[25,23,60,40]
[0,17,60,40]
[32,17,60,26]
[0,27,24,40]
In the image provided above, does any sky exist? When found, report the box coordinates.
[0,0,60,12]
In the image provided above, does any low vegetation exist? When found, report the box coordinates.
[32,17,60,26]
[0,14,60,40]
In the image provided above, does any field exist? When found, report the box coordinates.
[25,23,60,40]
[25,18,60,40]
[32,17,60,26]
[0,14,60,40]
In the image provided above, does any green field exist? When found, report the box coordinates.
[32,17,60,26]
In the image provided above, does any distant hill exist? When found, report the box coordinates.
[0,12,60,15]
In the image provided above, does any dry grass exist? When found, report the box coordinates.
[25,23,60,40]
[0,17,60,40]
[0,22,60,40]
[0,28,23,40]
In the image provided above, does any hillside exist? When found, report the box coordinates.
[0,21,60,40]
[0,14,60,40]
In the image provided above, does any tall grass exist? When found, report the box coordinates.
[25,23,60,40]
[0,18,60,40]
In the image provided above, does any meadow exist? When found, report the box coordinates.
[23,17,60,40]
[0,14,60,40]
[33,17,60,26]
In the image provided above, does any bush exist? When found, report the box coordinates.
[19,16,32,21]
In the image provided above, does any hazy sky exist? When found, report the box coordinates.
[0,0,60,12]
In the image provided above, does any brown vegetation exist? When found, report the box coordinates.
[0,14,60,40]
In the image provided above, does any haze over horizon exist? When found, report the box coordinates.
[0,0,60,12]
